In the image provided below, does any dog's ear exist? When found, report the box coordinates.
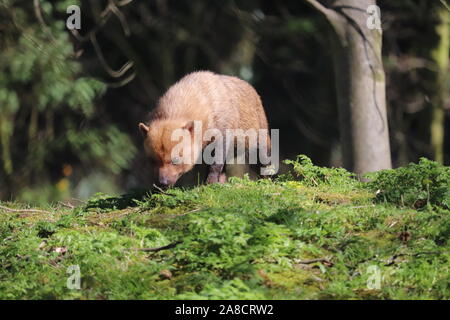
[138,123,150,136]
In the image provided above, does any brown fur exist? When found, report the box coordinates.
[139,71,270,186]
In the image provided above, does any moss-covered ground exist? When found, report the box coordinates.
[0,156,449,299]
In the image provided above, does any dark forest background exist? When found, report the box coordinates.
[0,0,449,203]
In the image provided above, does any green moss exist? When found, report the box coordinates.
[0,156,449,299]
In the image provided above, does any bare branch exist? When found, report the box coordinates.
[33,0,54,39]
[116,0,134,6]
[109,0,131,36]
[303,0,347,44]
[68,1,135,82]
[304,0,334,17]
[70,0,117,42]
[70,29,90,42]
[294,257,334,266]
[58,201,75,209]
[106,72,136,88]
[135,241,182,253]
[152,183,174,196]
[0,205,54,215]
[90,32,134,78]
[440,0,450,12]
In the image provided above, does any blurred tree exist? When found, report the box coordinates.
[0,0,136,201]
[431,3,449,164]
[1,0,448,201]
[305,0,391,174]
[381,0,449,166]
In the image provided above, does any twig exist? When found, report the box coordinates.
[33,0,54,40]
[295,258,332,265]
[90,32,134,78]
[108,0,130,36]
[304,0,333,17]
[164,208,201,219]
[106,72,136,88]
[135,241,182,252]
[116,0,134,6]
[440,0,450,12]
[67,0,135,86]
[0,205,53,215]
[71,198,87,204]
[58,202,75,209]
[152,183,173,195]
[349,205,376,209]
[178,208,201,217]
[384,251,445,266]
[303,0,346,43]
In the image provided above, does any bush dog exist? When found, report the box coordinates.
[139,71,271,187]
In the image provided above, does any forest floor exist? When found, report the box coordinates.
[0,156,449,299]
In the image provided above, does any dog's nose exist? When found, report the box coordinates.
[159,176,169,186]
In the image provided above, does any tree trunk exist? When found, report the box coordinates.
[431,7,449,164]
[306,0,392,174]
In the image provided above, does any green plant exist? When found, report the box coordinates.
[0,157,449,300]
[284,155,358,189]
[0,1,136,201]
[367,158,450,209]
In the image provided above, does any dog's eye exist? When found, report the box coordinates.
[171,156,182,165]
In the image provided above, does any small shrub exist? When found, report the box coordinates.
[367,158,450,209]
[283,155,358,188]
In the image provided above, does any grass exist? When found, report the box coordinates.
[0,156,449,300]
